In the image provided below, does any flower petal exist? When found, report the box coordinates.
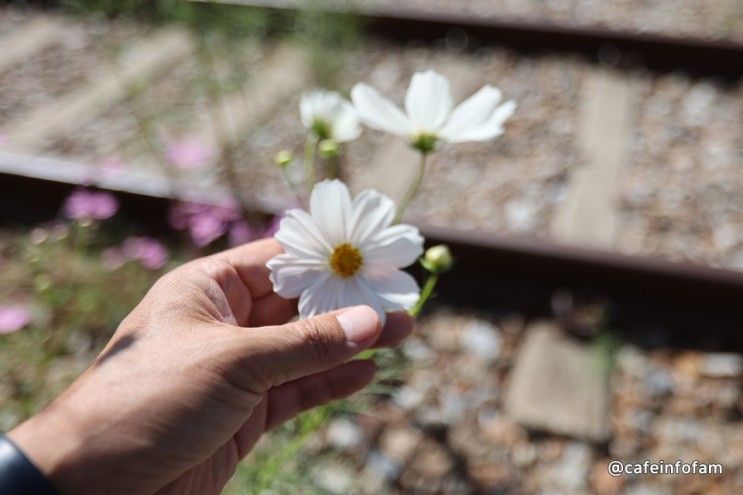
[301,91,361,142]
[351,83,413,137]
[297,272,391,324]
[332,101,362,142]
[298,273,341,319]
[361,269,420,312]
[275,209,332,261]
[299,91,319,129]
[438,84,502,141]
[348,189,396,246]
[267,253,326,298]
[309,179,353,247]
[362,224,424,269]
[348,277,388,324]
[404,70,452,133]
[441,96,516,143]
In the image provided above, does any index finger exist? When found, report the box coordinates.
[211,238,284,299]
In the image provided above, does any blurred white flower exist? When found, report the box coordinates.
[300,90,361,142]
[267,179,423,323]
[351,69,516,152]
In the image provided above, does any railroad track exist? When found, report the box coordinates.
[0,5,742,345]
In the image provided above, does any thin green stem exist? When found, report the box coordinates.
[250,403,335,493]
[101,37,176,197]
[194,35,254,221]
[325,154,340,180]
[394,152,428,224]
[303,135,317,192]
[409,272,439,317]
[281,166,306,208]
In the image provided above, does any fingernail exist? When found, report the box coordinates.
[337,305,379,345]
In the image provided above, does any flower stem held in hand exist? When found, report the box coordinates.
[394,151,428,224]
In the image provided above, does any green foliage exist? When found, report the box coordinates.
[0,224,167,429]
[61,0,271,38]
[0,221,400,492]
[291,1,362,86]
[62,0,363,87]
[225,405,334,495]
[61,0,149,18]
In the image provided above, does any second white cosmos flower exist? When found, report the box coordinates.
[300,90,361,142]
[351,69,516,152]
[267,179,423,323]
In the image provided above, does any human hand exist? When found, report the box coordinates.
[8,239,414,494]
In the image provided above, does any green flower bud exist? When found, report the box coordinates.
[421,244,453,274]
[275,150,294,168]
[318,139,339,159]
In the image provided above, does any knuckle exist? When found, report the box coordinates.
[295,318,338,364]
[210,336,270,394]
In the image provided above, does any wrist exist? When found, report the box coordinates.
[0,433,60,494]
[8,403,90,495]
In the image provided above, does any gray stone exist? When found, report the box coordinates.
[365,450,402,481]
[392,384,426,411]
[504,321,611,442]
[700,353,742,378]
[379,426,422,463]
[548,442,593,491]
[505,197,538,231]
[616,345,650,377]
[624,483,672,495]
[511,443,538,467]
[644,368,675,397]
[402,337,435,364]
[325,418,364,450]
[312,465,355,494]
[629,410,655,434]
[461,320,502,363]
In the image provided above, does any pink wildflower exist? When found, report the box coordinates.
[63,189,119,221]
[0,305,32,335]
[165,137,212,169]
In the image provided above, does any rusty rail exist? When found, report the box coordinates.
[2,157,742,348]
[200,0,743,79]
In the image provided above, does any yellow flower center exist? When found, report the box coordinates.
[329,243,363,278]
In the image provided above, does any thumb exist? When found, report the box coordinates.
[242,305,381,390]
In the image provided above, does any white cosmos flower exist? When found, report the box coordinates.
[351,69,516,152]
[300,90,362,142]
[267,179,423,323]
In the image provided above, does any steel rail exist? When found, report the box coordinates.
[195,0,743,79]
[2,153,742,347]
